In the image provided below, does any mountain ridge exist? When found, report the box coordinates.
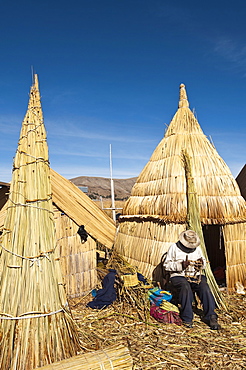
[70,176,137,200]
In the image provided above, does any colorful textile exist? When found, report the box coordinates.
[150,304,182,325]
[159,300,180,314]
[148,287,172,306]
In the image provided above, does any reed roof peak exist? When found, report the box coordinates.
[27,73,41,110]
[178,83,189,109]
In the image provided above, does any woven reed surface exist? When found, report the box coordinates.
[54,207,98,297]
[224,223,246,290]
[123,84,246,225]
[35,344,133,369]
[0,75,80,370]
[50,168,116,249]
[115,222,186,279]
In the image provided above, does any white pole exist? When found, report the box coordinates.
[109,144,116,221]
[100,196,103,209]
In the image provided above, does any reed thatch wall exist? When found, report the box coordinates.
[116,221,185,279]
[54,207,98,298]
[223,222,246,289]
[114,84,246,291]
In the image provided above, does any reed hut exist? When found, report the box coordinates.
[0,170,116,298]
[0,75,81,370]
[114,84,246,291]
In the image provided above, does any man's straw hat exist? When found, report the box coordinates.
[179,230,200,249]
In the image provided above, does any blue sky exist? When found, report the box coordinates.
[1,0,246,182]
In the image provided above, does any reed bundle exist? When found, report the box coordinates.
[104,250,152,314]
[35,344,133,370]
[0,75,80,370]
[182,150,227,310]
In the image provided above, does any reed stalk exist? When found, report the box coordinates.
[182,149,227,310]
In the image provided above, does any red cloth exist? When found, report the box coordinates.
[150,304,182,325]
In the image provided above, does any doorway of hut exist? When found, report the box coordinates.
[202,225,226,286]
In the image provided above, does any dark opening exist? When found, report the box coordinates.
[202,225,226,285]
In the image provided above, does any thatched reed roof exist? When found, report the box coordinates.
[122,84,246,225]
[0,171,116,249]
[50,168,116,248]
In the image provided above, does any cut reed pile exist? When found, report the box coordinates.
[70,283,246,369]
[0,75,80,370]
[35,344,133,370]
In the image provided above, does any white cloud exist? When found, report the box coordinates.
[213,37,246,74]
[46,119,155,144]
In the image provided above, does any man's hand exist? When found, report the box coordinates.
[194,257,203,270]
[182,259,190,270]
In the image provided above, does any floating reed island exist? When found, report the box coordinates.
[1,77,246,369]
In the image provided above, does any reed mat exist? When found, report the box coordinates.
[69,282,246,369]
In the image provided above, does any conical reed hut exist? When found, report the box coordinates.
[0,75,81,370]
[0,169,116,298]
[114,84,246,292]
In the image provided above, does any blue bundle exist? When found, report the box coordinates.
[148,287,172,306]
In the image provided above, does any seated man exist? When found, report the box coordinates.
[163,230,221,329]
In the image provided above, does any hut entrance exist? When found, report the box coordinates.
[202,225,226,283]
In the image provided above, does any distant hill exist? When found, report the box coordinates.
[69,176,137,200]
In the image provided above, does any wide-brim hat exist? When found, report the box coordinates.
[179,230,200,249]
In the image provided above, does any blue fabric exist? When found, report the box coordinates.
[137,272,148,284]
[148,287,172,306]
[87,269,117,309]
